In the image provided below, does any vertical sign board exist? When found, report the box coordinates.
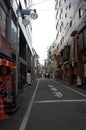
[5,75,13,92]
[0,75,13,92]
[27,73,31,84]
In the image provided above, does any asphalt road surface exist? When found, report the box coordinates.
[21,78,86,130]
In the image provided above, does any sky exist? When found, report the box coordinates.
[31,0,56,65]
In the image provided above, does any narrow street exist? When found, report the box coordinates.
[21,78,86,130]
[0,0,86,130]
[0,78,86,130]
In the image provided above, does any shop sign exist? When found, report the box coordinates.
[77,76,81,85]
[20,9,30,15]
[0,75,13,92]
[0,36,12,57]
[27,73,31,84]
[2,58,6,65]
[72,61,74,67]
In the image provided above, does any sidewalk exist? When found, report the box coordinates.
[55,79,86,88]
[55,79,86,95]
[0,79,38,130]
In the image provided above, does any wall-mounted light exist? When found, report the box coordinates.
[70,16,72,19]
[20,8,38,20]
[22,18,30,26]
[20,8,38,26]
[30,9,38,20]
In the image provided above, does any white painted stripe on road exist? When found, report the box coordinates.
[48,85,53,88]
[19,79,40,130]
[54,92,63,97]
[52,80,86,98]
[50,87,58,92]
[49,84,63,98]
[34,99,86,104]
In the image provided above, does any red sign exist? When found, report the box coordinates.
[2,58,6,65]
[0,75,13,92]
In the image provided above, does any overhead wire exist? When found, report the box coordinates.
[30,0,50,6]
[29,0,55,12]
[29,0,81,12]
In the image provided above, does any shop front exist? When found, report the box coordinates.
[0,35,17,113]
[78,26,86,86]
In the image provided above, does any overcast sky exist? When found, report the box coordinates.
[31,0,56,64]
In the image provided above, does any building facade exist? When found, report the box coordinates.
[46,41,57,79]
[32,48,39,79]
[54,0,86,85]
[0,0,33,94]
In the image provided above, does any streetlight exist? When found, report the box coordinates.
[16,8,38,95]
[20,8,38,21]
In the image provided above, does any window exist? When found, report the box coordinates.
[70,20,72,27]
[64,0,66,3]
[56,32,59,39]
[0,5,6,36]
[10,20,17,45]
[60,39,62,46]
[69,2,71,9]
[56,10,58,19]
[61,8,63,13]
[24,0,27,4]
[65,13,67,18]
[60,37,64,46]
[56,21,58,30]
[78,27,86,49]
[60,23,63,32]
[66,46,70,59]
[83,28,86,47]
[62,37,64,42]
[57,44,59,50]
[79,8,85,18]
[84,64,86,77]
[78,32,83,49]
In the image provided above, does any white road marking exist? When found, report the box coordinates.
[50,87,58,92]
[48,85,53,88]
[19,79,40,130]
[34,99,86,104]
[54,92,63,97]
[52,80,86,98]
[49,84,63,98]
